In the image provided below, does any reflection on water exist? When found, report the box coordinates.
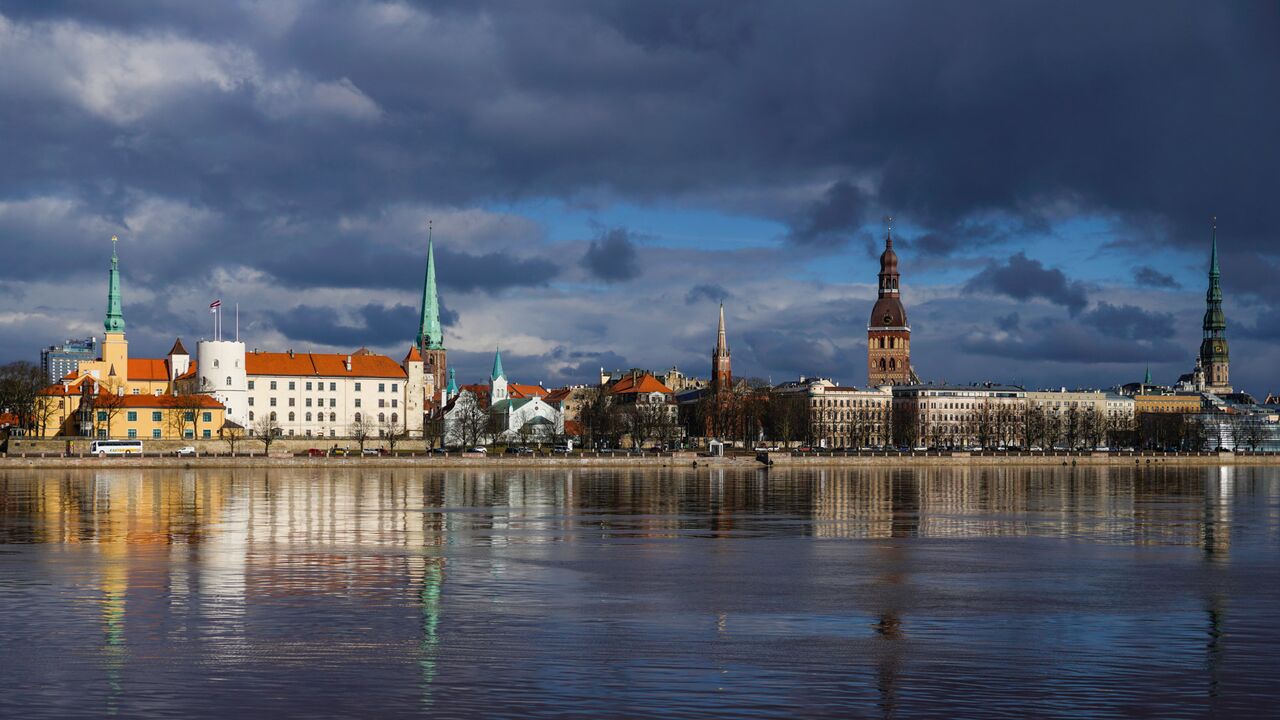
[1,465,1279,718]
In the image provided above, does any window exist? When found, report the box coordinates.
[391,413,398,424]
[306,382,312,391]
[354,412,361,422]
[248,380,255,390]
[270,411,277,421]
[184,430,194,439]
[270,381,277,390]
[202,429,211,439]
[213,359,220,368]
[306,430,312,437]
[378,413,385,423]
[288,398,295,407]
[288,412,295,422]
[249,411,255,421]
[270,398,277,407]
[378,383,385,392]
[378,399,386,408]
[152,429,161,439]
[305,412,312,421]
[392,383,398,393]
[127,411,137,421]
[97,410,107,421]
[248,397,255,406]
[153,411,163,422]
[202,412,212,423]
[329,413,336,422]
[355,399,361,408]
[329,382,336,391]
[306,398,312,407]
[226,377,232,387]
[134,389,142,395]
[355,382,362,392]
[127,429,137,438]
[391,399,398,408]
[330,429,336,437]
[183,411,194,421]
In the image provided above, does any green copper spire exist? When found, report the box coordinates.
[1144,365,1151,385]
[445,367,458,397]
[104,235,125,334]
[491,347,505,381]
[418,225,444,351]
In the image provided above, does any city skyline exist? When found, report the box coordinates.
[0,3,1277,395]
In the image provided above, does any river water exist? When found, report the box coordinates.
[0,465,1277,718]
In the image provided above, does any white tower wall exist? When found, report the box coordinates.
[198,340,248,427]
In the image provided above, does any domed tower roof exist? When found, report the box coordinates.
[870,221,908,328]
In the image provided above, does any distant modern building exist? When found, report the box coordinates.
[867,221,917,386]
[40,337,96,383]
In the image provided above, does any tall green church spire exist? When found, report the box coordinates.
[491,347,505,381]
[104,235,125,334]
[418,224,444,351]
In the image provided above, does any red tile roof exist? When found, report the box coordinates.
[0,412,19,427]
[459,384,491,409]
[128,358,170,381]
[543,387,573,404]
[563,420,583,437]
[115,394,225,409]
[244,351,406,379]
[509,383,548,399]
[404,346,422,362]
[609,374,673,395]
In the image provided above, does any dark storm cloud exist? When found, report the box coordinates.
[964,253,1089,316]
[959,319,1182,365]
[1079,302,1176,341]
[1133,265,1182,290]
[268,303,418,349]
[581,228,640,282]
[742,329,846,379]
[685,283,730,305]
[785,180,871,247]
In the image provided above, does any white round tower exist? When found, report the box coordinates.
[197,340,248,427]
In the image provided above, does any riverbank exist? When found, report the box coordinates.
[1,451,1277,470]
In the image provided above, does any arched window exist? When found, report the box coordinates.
[879,359,887,371]
[354,412,361,422]
[225,376,232,387]
[249,411,255,421]
[329,412,336,422]
[288,412,295,422]
[270,411,277,421]
[378,412,386,423]
[391,412,398,424]
[889,359,896,371]
[213,359,220,368]
[305,412,312,421]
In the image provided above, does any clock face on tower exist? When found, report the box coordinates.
[883,314,892,325]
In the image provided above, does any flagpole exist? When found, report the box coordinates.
[236,303,239,342]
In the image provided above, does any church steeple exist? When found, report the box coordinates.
[104,236,125,334]
[711,303,732,395]
[491,347,505,381]
[418,226,444,351]
[868,218,912,386]
[1198,217,1231,393]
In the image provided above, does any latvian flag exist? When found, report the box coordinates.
[210,299,222,312]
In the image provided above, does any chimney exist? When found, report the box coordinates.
[289,349,295,358]
[345,355,352,372]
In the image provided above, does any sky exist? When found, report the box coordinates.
[1,1,1278,395]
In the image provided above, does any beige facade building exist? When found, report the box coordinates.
[773,378,893,448]
[892,384,1027,449]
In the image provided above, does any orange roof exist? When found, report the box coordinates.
[244,351,406,379]
[128,358,170,381]
[543,387,572,404]
[113,394,225,409]
[610,374,673,395]
[0,412,20,427]
[509,383,548,399]
[404,346,422,362]
[39,375,98,396]
[564,420,583,437]
[459,384,491,409]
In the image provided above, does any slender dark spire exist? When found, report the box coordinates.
[715,303,729,356]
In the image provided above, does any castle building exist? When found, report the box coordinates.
[867,223,914,386]
[418,232,449,406]
[711,303,732,396]
[1197,220,1232,394]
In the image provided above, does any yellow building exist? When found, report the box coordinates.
[1134,392,1203,415]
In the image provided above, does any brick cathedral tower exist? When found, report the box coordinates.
[711,303,732,395]
[1198,218,1231,393]
[867,220,913,386]
[418,225,448,405]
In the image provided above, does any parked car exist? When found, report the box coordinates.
[361,447,386,456]
[468,446,488,454]
[332,447,351,456]
[175,446,196,456]
[429,447,449,454]
[505,446,533,455]
[306,448,326,457]
[552,445,572,454]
